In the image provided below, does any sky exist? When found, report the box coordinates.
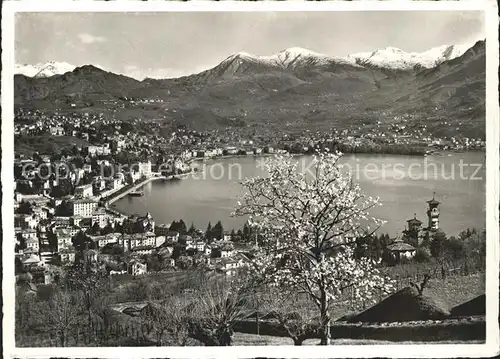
[15,11,485,80]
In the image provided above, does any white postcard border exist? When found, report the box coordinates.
[2,1,499,358]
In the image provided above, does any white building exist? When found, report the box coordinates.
[166,231,180,242]
[220,247,233,258]
[138,161,152,178]
[55,229,72,251]
[59,248,76,264]
[94,233,120,248]
[25,237,39,252]
[74,184,93,198]
[87,145,111,156]
[195,242,205,252]
[225,146,239,155]
[50,126,65,136]
[20,229,37,241]
[32,207,47,220]
[71,215,84,227]
[155,236,166,247]
[131,246,154,256]
[128,233,156,249]
[72,199,98,218]
[91,207,109,228]
[129,261,147,276]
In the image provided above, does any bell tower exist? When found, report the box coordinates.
[426,192,440,231]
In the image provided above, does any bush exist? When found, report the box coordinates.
[443,238,466,261]
[414,248,432,263]
[430,231,447,258]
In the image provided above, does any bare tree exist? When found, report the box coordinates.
[186,277,255,346]
[65,258,108,332]
[258,287,320,345]
[410,274,431,296]
[34,288,82,346]
[143,296,195,346]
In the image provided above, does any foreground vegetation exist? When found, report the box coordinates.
[15,151,486,347]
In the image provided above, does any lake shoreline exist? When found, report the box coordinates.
[186,149,485,165]
[112,152,485,237]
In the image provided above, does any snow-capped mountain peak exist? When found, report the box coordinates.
[379,47,405,54]
[15,42,477,80]
[221,47,357,72]
[221,43,473,73]
[15,61,76,78]
[276,47,325,58]
[349,43,473,70]
[271,47,334,67]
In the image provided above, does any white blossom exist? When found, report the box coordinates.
[233,152,393,319]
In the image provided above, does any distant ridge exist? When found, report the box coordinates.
[15,61,76,78]
[15,41,480,80]
[14,40,485,138]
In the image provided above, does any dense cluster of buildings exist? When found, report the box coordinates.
[13,106,478,288]
[15,193,251,285]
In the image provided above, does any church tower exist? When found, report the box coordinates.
[426,192,440,231]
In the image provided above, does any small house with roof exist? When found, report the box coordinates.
[59,248,76,264]
[129,260,147,276]
[195,241,206,252]
[181,235,195,248]
[55,229,72,251]
[166,231,180,242]
[155,235,166,247]
[91,207,109,228]
[387,237,416,261]
[155,223,171,237]
[407,214,423,232]
[131,245,155,256]
[25,237,39,252]
[22,254,44,268]
[217,258,244,275]
[137,212,155,233]
[83,249,98,264]
[219,243,234,258]
[21,229,38,241]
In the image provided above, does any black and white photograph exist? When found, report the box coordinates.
[2,1,499,357]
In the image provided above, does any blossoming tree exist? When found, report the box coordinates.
[233,151,394,345]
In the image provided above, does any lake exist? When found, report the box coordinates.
[112,152,486,237]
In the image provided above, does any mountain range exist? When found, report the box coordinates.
[15,61,77,79]
[14,41,485,137]
[15,44,472,78]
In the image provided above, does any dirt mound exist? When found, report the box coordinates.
[348,286,450,323]
[451,294,485,317]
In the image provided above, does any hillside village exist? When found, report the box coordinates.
[13,102,486,287]
[15,107,485,160]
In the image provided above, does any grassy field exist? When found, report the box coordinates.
[232,333,484,346]
[15,135,91,156]
[327,272,485,320]
[105,270,485,320]
[423,273,485,309]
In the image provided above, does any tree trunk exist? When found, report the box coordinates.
[319,319,330,345]
[59,331,66,347]
[319,289,330,345]
[87,308,93,333]
[292,337,304,346]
